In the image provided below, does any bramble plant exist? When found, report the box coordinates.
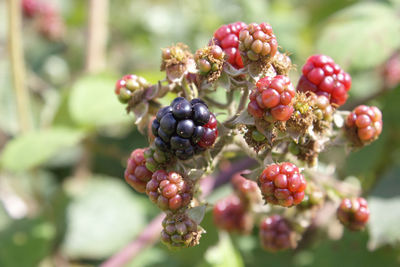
[114,21,381,251]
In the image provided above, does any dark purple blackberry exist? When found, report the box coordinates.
[152,97,218,160]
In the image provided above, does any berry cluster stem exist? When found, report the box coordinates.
[86,0,109,73]
[223,86,250,128]
[7,0,32,133]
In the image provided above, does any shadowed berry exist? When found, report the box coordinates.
[161,212,201,248]
[213,195,253,234]
[258,162,306,207]
[22,0,40,18]
[297,54,351,106]
[259,215,296,252]
[337,197,369,231]
[231,172,262,204]
[124,148,153,193]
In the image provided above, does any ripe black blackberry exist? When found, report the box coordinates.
[151,97,218,160]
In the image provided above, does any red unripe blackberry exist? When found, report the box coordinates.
[231,172,262,204]
[213,195,253,234]
[337,197,370,231]
[258,162,306,207]
[346,105,383,143]
[238,22,278,62]
[248,75,295,121]
[212,22,247,69]
[124,148,153,193]
[297,54,351,106]
[146,170,192,212]
[259,215,296,252]
[161,212,200,248]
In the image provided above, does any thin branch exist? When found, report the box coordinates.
[342,85,390,111]
[223,87,249,128]
[86,0,109,73]
[204,90,234,109]
[7,0,32,133]
[101,157,256,267]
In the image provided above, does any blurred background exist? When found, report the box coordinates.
[1,0,400,266]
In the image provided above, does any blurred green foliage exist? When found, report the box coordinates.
[1,0,400,266]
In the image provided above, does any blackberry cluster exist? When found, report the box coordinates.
[337,197,370,231]
[146,170,192,212]
[124,148,153,193]
[259,215,296,252]
[213,195,253,234]
[238,22,278,62]
[346,105,383,144]
[248,75,296,121]
[115,74,150,103]
[161,212,200,248]
[258,162,306,207]
[211,22,247,69]
[151,97,218,160]
[297,54,351,106]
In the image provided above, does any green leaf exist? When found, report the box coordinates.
[61,176,150,259]
[187,205,207,225]
[204,232,244,267]
[317,2,400,71]
[0,218,56,267]
[368,166,400,249]
[68,74,132,128]
[368,196,400,250]
[0,127,85,172]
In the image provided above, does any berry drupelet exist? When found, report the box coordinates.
[213,195,253,234]
[115,74,150,103]
[161,212,201,248]
[151,97,218,160]
[337,197,370,231]
[238,22,278,62]
[259,215,296,252]
[146,170,192,212]
[211,22,247,69]
[258,162,306,207]
[346,105,383,144]
[297,54,351,106]
[248,75,296,121]
[124,148,153,193]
